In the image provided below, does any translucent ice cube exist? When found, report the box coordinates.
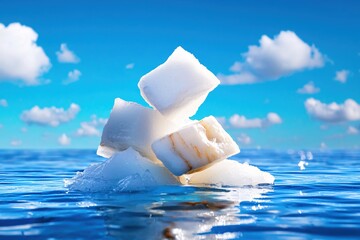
[152,116,240,176]
[183,159,275,187]
[97,98,179,162]
[65,148,179,192]
[138,46,220,120]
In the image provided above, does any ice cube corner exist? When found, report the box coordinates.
[138,46,220,121]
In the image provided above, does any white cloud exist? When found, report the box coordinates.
[334,70,350,83]
[0,99,8,107]
[10,139,22,146]
[297,81,320,94]
[320,125,329,130]
[125,63,135,69]
[237,133,252,145]
[21,103,80,127]
[76,122,99,136]
[219,31,324,84]
[63,69,81,85]
[347,126,359,135]
[76,115,107,137]
[21,127,28,133]
[56,43,79,63]
[0,123,3,128]
[0,23,50,85]
[320,142,327,149]
[305,98,360,123]
[229,112,282,128]
[215,116,227,127]
[229,61,242,72]
[58,133,71,146]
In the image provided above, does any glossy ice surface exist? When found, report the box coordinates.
[138,46,220,121]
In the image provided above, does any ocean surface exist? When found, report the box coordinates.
[1,149,360,239]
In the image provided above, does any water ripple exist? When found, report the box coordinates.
[1,149,360,239]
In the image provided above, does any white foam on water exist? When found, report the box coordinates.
[298,160,308,170]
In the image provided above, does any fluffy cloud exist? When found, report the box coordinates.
[215,116,227,128]
[125,63,135,69]
[0,23,51,85]
[219,31,324,84]
[56,43,79,63]
[63,69,81,85]
[297,81,320,94]
[76,115,107,137]
[10,139,22,146]
[229,112,282,128]
[334,70,350,83]
[237,133,252,145]
[58,133,71,146]
[347,126,359,135]
[21,103,80,127]
[0,99,8,107]
[305,98,360,123]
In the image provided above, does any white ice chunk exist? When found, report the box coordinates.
[152,116,240,176]
[182,159,275,186]
[138,46,220,120]
[65,148,179,192]
[97,98,180,162]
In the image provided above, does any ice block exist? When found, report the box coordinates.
[182,159,275,186]
[152,116,240,176]
[138,46,220,121]
[97,98,179,162]
[66,148,179,192]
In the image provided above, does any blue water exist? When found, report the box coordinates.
[1,149,360,239]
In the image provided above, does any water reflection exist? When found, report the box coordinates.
[90,186,272,239]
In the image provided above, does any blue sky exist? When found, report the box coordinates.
[0,0,359,150]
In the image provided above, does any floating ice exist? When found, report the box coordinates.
[182,159,275,186]
[138,46,220,121]
[298,160,308,170]
[65,148,179,192]
[97,98,180,162]
[152,116,240,176]
[68,47,275,193]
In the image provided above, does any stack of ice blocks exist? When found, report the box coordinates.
[93,47,274,187]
